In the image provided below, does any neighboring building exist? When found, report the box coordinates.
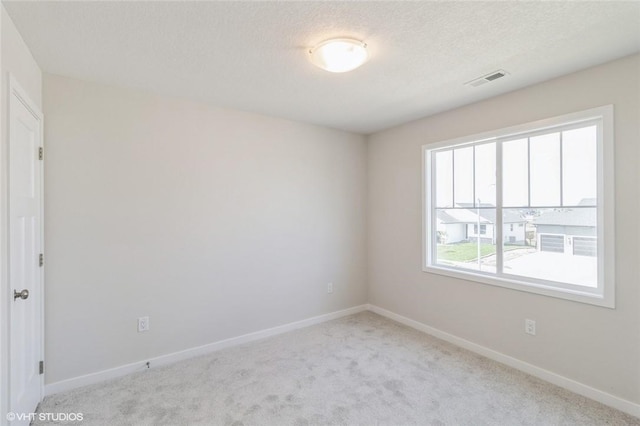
[436,208,481,244]
[533,201,597,257]
[436,204,526,245]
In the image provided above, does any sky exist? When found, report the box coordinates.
[434,125,597,209]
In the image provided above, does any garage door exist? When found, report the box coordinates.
[573,237,597,257]
[540,235,564,253]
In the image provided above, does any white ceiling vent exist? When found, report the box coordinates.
[465,70,509,87]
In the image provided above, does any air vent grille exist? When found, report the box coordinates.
[465,69,509,87]
[485,71,505,81]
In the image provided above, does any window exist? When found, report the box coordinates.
[423,106,614,307]
[473,224,487,235]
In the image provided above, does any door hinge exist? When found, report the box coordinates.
[39,360,44,375]
[38,147,43,160]
[39,253,44,267]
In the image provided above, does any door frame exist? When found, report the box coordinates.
[2,73,45,422]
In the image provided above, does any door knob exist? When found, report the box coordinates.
[14,289,29,301]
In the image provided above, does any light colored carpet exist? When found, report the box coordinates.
[35,312,639,425]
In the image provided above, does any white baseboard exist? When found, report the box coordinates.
[44,302,640,420]
[45,304,368,396]
[366,304,640,419]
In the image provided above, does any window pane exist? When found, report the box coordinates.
[475,142,496,207]
[530,133,561,206]
[563,126,597,206]
[436,208,496,273]
[502,138,528,207]
[454,147,474,205]
[435,150,453,208]
[502,208,597,287]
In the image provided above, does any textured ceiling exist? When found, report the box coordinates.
[3,1,640,134]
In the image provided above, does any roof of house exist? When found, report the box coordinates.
[457,203,524,224]
[533,198,597,227]
[533,208,596,227]
[438,199,597,227]
[475,209,524,224]
[437,204,524,224]
[579,198,597,206]
[437,209,488,224]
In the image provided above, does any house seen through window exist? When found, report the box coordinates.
[424,106,614,307]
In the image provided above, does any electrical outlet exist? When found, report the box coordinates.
[525,319,536,335]
[138,316,149,332]
[327,282,333,294]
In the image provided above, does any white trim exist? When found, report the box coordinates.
[9,75,42,122]
[45,304,368,396]
[599,104,615,308]
[367,304,640,419]
[424,265,604,303]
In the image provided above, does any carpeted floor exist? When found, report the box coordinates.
[35,312,639,425]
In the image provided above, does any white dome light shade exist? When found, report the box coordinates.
[309,38,368,73]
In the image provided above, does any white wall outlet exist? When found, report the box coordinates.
[327,282,333,294]
[138,316,149,332]
[525,319,536,335]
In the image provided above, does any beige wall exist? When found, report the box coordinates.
[0,5,43,422]
[367,54,640,404]
[43,74,367,384]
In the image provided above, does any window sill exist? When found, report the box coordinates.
[423,264,614,308]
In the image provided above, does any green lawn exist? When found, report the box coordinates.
[437,242,522,262]
[437,242,496,262]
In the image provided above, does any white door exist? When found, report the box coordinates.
[8,77,44,425]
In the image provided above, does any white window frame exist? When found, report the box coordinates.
[423,105,615,308]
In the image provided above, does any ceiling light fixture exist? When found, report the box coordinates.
[309,38,368,73]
